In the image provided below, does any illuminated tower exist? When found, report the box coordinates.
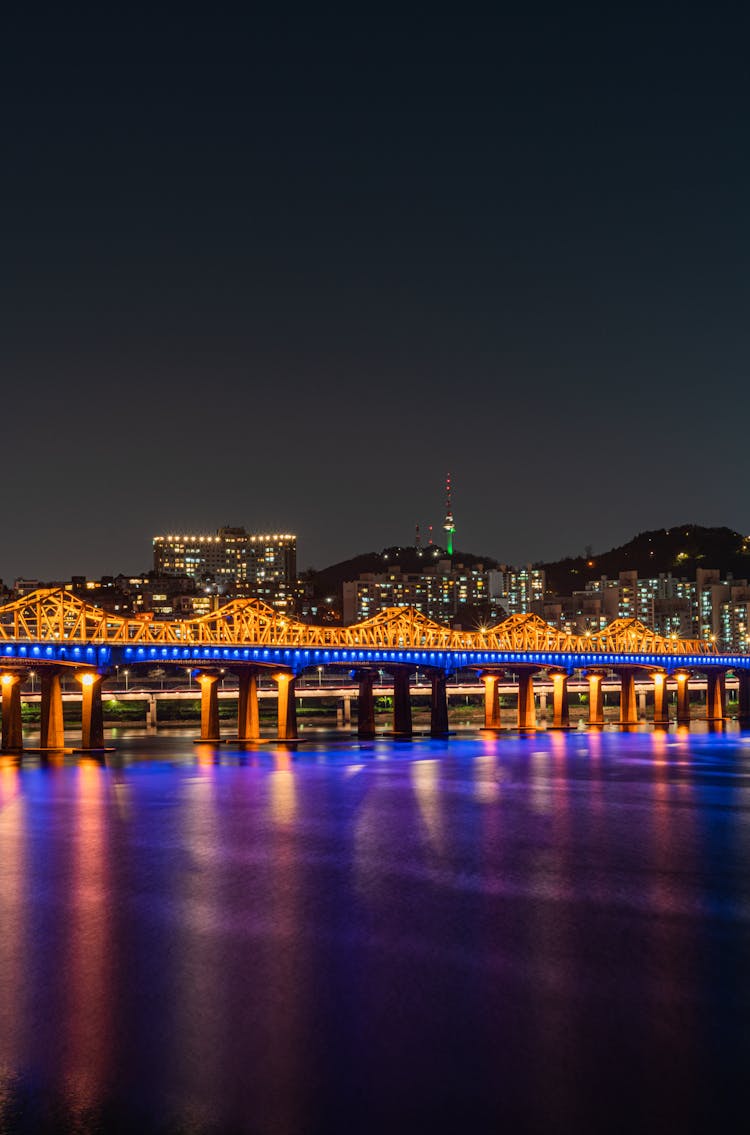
[443,474,456,557]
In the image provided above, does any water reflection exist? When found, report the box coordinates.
[519,736,575,1126]
[471,753,501,804]
[0,761,25,1066]
[269,750,297,825]
[0,729,746,1132]
[61,760,114,1121]
[262,749,308,1133]
[529,748,553,813]
[168,763,223,1130]
[411,759,444,854]
[643,730,701,1116]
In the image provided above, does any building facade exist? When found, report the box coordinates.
[153,527,297,611]
[343,560,512,626]
[538,568,750,651]
[488,566,546,615]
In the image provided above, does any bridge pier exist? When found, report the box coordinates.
[354,670,376,739]
[738,670,750,727]
[1,672,25,752]
[706,670,726,722]
[275,673,298,741]
[483,674,501,729]
[76,672,105,750]
[390,669,413,737]
[550,672,570,729]
[517,669,537,730]
[587,673,604,726]
[237,669,260,741]
[676,671,691,726]
[616,667,639,726]
[40,670,65,748]
[430,672,449,737]
[197,671,221,741]
[652,672,669,727]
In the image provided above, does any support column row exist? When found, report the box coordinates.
[483,669,538,730]
[357,667,448,739]
[197,667,298,743]
[1,668,104,752]
[482,669,670,730]
[201,665,736,739]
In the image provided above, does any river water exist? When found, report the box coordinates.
[0,726,748,1134]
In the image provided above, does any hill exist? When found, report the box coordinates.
[303,545,499,604]
[303,526,750,610]
[540,525,750,594]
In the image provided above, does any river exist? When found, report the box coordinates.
[0,725,748,1133]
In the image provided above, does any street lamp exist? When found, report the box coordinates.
[29,670,36,693]
[317,666,323,687]
[124,669,130,692]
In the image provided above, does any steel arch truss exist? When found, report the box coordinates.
[0,589,720,657]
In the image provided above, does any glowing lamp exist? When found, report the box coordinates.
[79,672,96,687]
[1,673,14,686]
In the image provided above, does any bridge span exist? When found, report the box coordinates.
[0,588,748,750]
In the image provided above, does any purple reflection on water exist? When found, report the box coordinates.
[0,727,749,1133]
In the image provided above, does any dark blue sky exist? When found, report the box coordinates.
[2,7,748,578]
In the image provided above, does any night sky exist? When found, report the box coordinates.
[2,8,748,581]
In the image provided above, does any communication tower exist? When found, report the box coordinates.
[443,474,456,557]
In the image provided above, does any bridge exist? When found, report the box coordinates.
[0,588,748,750]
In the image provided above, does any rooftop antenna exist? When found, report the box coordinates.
[415,522,422,550]
[443,473,456,557]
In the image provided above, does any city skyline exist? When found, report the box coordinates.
[3,507,750,584]
[4,518,750,652]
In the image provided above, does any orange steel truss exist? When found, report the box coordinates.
[0,589,719,656]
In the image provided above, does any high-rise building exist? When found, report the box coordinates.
[488,566,546,614]
[543,568,750,650]
[720,590,750,653]
[153,527,297,611]
[342,559,500,625]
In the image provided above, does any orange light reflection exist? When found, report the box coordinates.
[61,758,113,1120]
